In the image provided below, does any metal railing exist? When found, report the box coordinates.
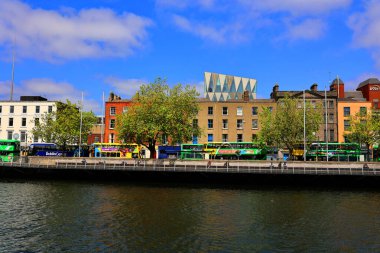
[1,159,380,177]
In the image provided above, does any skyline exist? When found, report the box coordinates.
[1,0,380,114]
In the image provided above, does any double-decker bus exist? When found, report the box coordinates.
[158,146,181,159]
[0,140,20,162]
[180,144,204,160]
[92,143,140,158]
[204,142,267,160]
[27,143,64,156]
[306,142,361,161]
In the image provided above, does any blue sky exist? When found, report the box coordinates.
[1,0,380,114]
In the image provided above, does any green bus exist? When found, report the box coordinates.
[0,140,21,162]
[180,144,204,160]
[373,144,380,162]
[204,142,267,160]
[306,142,361,161]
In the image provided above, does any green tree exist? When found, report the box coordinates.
[116,78,201,158]
[344,109,380,161]
[259,96,323,159]
[31,100,97,150]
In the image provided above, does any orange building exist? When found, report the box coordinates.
[104,92,132,143]
[337,99,372,143]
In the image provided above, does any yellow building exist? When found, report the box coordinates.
[337,99,372,142]
[195,97,276,143]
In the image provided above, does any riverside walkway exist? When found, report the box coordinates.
[1,157,380,177]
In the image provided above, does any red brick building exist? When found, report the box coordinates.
[357,78,380,109]
[104,92,132,143]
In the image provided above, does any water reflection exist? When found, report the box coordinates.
[0,180,379,252]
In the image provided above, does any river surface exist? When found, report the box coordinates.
[0,179,379,253]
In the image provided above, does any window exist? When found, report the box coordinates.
[237,134,243,142]
[208,107,213,115]
[0,118,1,126]
[222,134,228,142]
[328,100,334,108]
[10,106,14,113]
[328,113,334,123]
[110,119,115,129]
[311,100,316,108]
[360,107,367,115]
[208,119,213,129]
[252,134,258,142]
[9,118,13,127]
[33,135,39,142]
[21,118,26,127]
[94,136,100,143]
[237,119,243,129]
[222,107,228,115]
[252,107,258,116]
[344,107,350,117]
[48,106,53,113]
[7,131,13,140]
[23,106,27,113]
[109,133,115,143]
[297,102,302,109]
[0,105,2,113]
[237,107,243,116]
[344,120,350,131]
[252,119,258,129]
[207,134,213,142]
[375,102,379,109]
[36,106,40,113]
[192,135,198,144]
[35,118,40,126]
[20,131,26,142]
[123,106,128,113]
[268,107,273,112]
[110,107,116,115]
[329,129,334,142]
[222,119,228,129]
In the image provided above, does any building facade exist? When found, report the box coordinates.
[337,99,372,143]
[0,96,56,146]
[204,72,257,101]
[104,92,132,143]
[195,98,276,144]
[271,83,338,142]
[356,78,380,110]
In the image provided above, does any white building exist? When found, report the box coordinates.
[0,96,56,146]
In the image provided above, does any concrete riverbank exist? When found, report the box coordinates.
[1,157,380,187]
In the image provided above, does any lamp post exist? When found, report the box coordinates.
[303,90,306,161]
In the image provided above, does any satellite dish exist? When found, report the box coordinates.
[13,133,20,140]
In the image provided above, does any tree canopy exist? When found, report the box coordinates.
[259,96,323,159]
[116,78,201,158]
[31,100,97,150]
[344,109,380,160]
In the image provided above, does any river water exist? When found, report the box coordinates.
[0,180,379,252]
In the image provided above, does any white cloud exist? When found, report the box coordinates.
[0,0,153,61]
[348,0,380,68]
[240,0,351,16]
[283,18,326,41]
[172,15,246,44]
[0,78,101,113]
[105,77,147,99]
[156,0,217,10]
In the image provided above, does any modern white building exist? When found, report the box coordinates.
[204,72,257,101]
[0,96,56,146]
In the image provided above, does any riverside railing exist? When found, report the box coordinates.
[1,159,380,177]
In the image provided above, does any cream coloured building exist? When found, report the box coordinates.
[0,96,56,146]
[195,98,276,144]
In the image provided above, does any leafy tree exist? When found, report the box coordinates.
[259,96,323,159]
[117,78,201,158]
[31,100,97,150]
[344,110,380,160]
